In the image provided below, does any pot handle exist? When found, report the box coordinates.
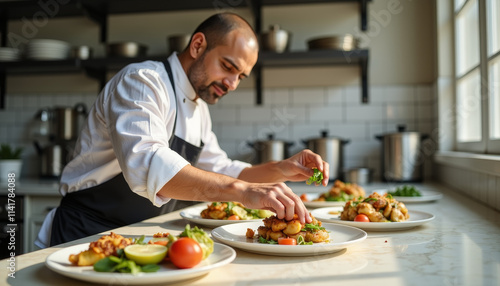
[247,141,254,148]
[375,135,383,140]
[301,140,309,146]
[286,141,294,147]
[342,139,350,145]
[421,134,429,140]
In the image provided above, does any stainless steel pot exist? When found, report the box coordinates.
[344,167,372,185]
[247,134,293,164]
[106,42,148,58]
[302,130,349,181]
[33,142,69,178]
[167,34,191,54]
[52,103,87,141]
[375,125,428,182]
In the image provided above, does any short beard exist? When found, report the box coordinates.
[187,52,227,105]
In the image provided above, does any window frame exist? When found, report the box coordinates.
[453,0,500,154]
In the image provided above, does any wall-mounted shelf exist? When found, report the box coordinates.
[0,0,371,108]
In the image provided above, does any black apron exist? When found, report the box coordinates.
[50,61,204,246]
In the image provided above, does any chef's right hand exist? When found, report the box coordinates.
[238,181,311,224]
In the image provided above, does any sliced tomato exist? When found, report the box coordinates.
[227,215,240,220]
[354,214,370,222]
[152,240,168,246]
[278,237,297,245]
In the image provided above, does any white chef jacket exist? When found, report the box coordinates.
[35,53,251,248]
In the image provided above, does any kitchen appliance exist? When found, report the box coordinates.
[260,25,291,53]
[106,42,148,58]
[344,167,372,185]
[247,134,293,164]
[302,130,349,181]
[375,125,428,182]
[32,103,87,178]
[167,34,191,54]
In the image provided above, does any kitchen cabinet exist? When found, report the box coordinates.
[0,179,61,258]
[0,0,371,107]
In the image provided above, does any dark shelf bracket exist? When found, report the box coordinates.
[0,72,5,109]
[254,65,263,105]
[80,1,108,43]
[1,10,7,47]
[360,0,368,31]
[84,67,107,91]
[360,55,368,103]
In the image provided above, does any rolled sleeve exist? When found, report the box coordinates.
[148,147,190,206]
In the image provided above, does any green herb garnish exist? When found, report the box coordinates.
[93,250,159,274]
[297,236,313,245]
[387,185,422,197]
[301,223,326,232]
[258,236,278,244]
[306,168,324,185]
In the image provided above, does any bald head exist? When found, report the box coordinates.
[190,13,258,51]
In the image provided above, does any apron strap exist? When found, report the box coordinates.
[163,60,178,145]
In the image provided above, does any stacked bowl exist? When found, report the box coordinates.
[0,47,21,61]
[307,34,360,51]
[25,39,70,60]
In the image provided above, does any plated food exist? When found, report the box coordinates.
[246,213,329,245]
[340,192,410,222]
[371,185,443,203]
[212,221,367,256]
[311,206,435,231]
[301,180,366,203]
[67,225,213,274]
[46,242,235,285]
[200,201,273,220]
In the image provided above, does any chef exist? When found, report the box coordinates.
[36,12,329,248]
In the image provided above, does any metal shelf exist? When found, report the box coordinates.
[0,0,371,108]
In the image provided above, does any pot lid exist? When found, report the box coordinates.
[304,130,347,141]
[375,125,424,137]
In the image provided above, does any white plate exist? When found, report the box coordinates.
[180,205,265,227]
[311,207,435,231]
[45,242,236,285]
[211,221,367,256]
[302,193,347,208]
[371,189,443,203]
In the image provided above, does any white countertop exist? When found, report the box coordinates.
[1,181,499,286]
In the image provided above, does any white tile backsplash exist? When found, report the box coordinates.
[1,84,439,180]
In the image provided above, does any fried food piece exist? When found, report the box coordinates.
[246,228,255,239]
[256,214,329,243]
[340,192,410,222]
[313,180,366,202]
[69,232,133,266]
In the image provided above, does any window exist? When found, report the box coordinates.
[454,0,500,153]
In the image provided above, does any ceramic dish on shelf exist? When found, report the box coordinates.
[311,206,435,231]
[211,221,367,256]
[45,242,235,284]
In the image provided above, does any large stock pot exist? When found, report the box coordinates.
[302,130,349,181]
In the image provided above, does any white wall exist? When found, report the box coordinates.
[1,0,437,180]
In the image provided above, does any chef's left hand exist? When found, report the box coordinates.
[277,149,329,186]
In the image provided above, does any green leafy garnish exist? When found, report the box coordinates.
[387,185,422,197]
[297,236,313,245]
[324,191,355,202]
[301,223,326,232]
[93,252,159,274]
[306,168,324,185]
[180,224,214,259]
[258,236,278,244]
[133,235,146,245]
